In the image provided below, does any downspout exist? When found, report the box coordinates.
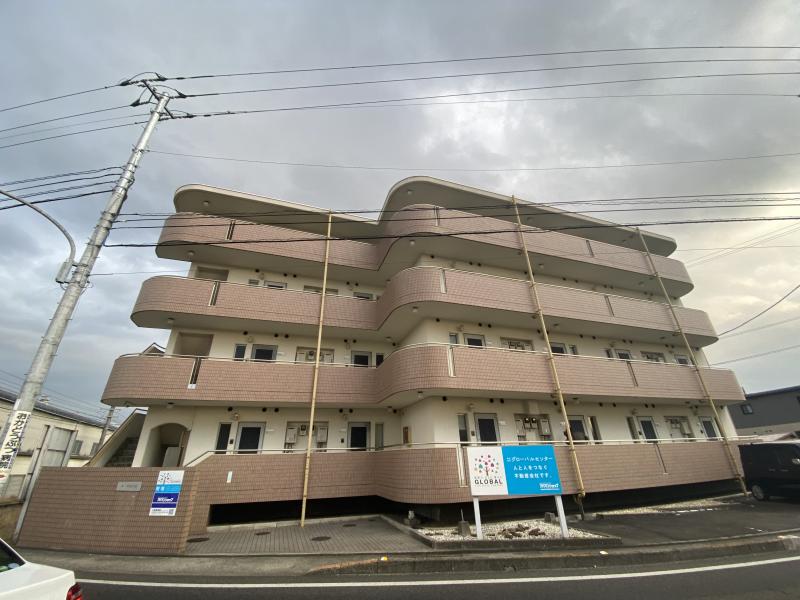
[300,210,333,526]
[635,228,746,494]
[511,196,587,501]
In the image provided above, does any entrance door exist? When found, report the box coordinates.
[475,413,499,443]
[700,418,718,439]
[348,422,370,450]
[637,417,658,441]
[236,423,264,453]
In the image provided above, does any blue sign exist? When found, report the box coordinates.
[502,445,562,495]
[150,470,184,516]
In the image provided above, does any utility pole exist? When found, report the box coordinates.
[97,405,116,451]
[0,88,171,491]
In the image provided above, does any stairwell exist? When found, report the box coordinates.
[105,437,138,467]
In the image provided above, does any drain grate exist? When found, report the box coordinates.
[311,536,331,542]
[342,523,357,528]
[187,537,209,543]
[254,530,272,536]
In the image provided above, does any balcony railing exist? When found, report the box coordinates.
[102,343,744,406]
[132,267,717,343]
[156,205,693,294]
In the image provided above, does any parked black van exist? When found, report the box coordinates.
[739,442,800,500]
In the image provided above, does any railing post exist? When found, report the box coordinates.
[510,195,586,499]
[300,210,333,526]
[635,229,746,494]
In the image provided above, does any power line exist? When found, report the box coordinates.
[104,214,800,248]
[146,147,800,173]
[685,222,800,266]
[0,180,119,200]
[0,188,115,211]
[0,113,152,142]
[0,104,138,134]
[0,166,122,187]
[0,83,124,114]
[720,315,800,339]
[179,61,800,99]
[712,343,800,366]
[148,45,800,82]
[4,172,121,193]
[119,191,800,219]
[110,201,800,231]
[718,283,800,336]
[0,120,152,151]
[175,72,800,121]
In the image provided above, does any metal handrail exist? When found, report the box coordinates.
[181,435,761,468]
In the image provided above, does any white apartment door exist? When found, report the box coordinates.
[637,417,658,441]
[475,413,499,444]
[236,423,264,453]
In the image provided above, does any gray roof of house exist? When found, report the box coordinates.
[0,387,111,429]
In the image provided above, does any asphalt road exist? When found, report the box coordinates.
[80,553,800,599]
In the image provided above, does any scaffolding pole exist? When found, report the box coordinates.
[635,228,746,494]
[300,211,334,526]
[511,196,586,499]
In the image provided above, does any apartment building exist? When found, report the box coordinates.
[18,177,749,554]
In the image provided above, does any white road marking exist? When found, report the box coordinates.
[78,553,800,588]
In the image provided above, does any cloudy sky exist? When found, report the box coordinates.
[1,1,798,421]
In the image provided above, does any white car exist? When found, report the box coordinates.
[0,538,81,599]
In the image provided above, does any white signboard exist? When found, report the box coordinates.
[0,410,31,483]
[466,446,508,496]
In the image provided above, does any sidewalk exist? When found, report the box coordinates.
[17,495,800,579]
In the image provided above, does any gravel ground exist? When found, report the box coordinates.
[419,518,602,541]
[600,496,734,515]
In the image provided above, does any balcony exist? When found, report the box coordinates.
[132,267,717,345]
[102,344,743,407]
[156,205,693,296]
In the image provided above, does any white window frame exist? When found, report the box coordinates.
[501,338,533,351]
[264,280,287,289]
[464,333,486,348]
[642,351,667,363]
[235,422,265,452]
[550,342,568,354]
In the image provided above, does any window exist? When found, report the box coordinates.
[233,344,247,360]
[375,353,384,367]
[251,345,277,361]
[375,423,384,450]
[675,354,692,365]
[248,279,260,286]
[604,348,614,358]
[502,338,532,351]
[569,345,579,355]
[353,291,373,300]
[295,347,334,363]
[351,351,372,367]
[615,349,633,360]
[70,439,83,457]
[589,416,602,441]
[195,267,228,281]
[264,281,287,289]
[464,334,485,347]
[457,414,469,444]
[449,333,459,345]
[740,403,754,415]
[215,423,231,451]
[550,342,568,354]
[642,351,667,363]
[304,285,339,295]
[90,442,99,456]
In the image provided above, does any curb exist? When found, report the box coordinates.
[309,533,800,575]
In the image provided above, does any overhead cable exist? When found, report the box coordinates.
[0,166,122,187]
[0,120,152,151]
[712,343,800,366]
[720,315,800,339]
[0,104,137,134]
[717,283,800,336]
[0,188,115,211]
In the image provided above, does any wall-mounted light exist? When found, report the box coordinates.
[166,402,174,410]
[417,391,423,400]
[166,317,175,325]
[187,251,195,258]
[202,200,210,207]
[409,240,416,246]
[411,306,418,313]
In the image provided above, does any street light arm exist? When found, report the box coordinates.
[0,187,76,274]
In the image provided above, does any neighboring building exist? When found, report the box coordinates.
[19,178,749,554]
[730,385,800,438]
[0,388,110,498]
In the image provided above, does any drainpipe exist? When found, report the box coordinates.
[300,210,333,526]
[510,196,586,500]
[635,228,746,494]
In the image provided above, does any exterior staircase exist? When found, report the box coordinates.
[105,437,138,467]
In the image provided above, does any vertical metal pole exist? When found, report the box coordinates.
[300,211,333,527]
[510,196,586,498]
[0,93,171,490]
[554,495,570,538]
[472,497,483,539]
[635,228,746,493]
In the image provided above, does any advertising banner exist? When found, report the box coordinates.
[467,445,561,496]
[149,470,184,516]
[0,410,31,484]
